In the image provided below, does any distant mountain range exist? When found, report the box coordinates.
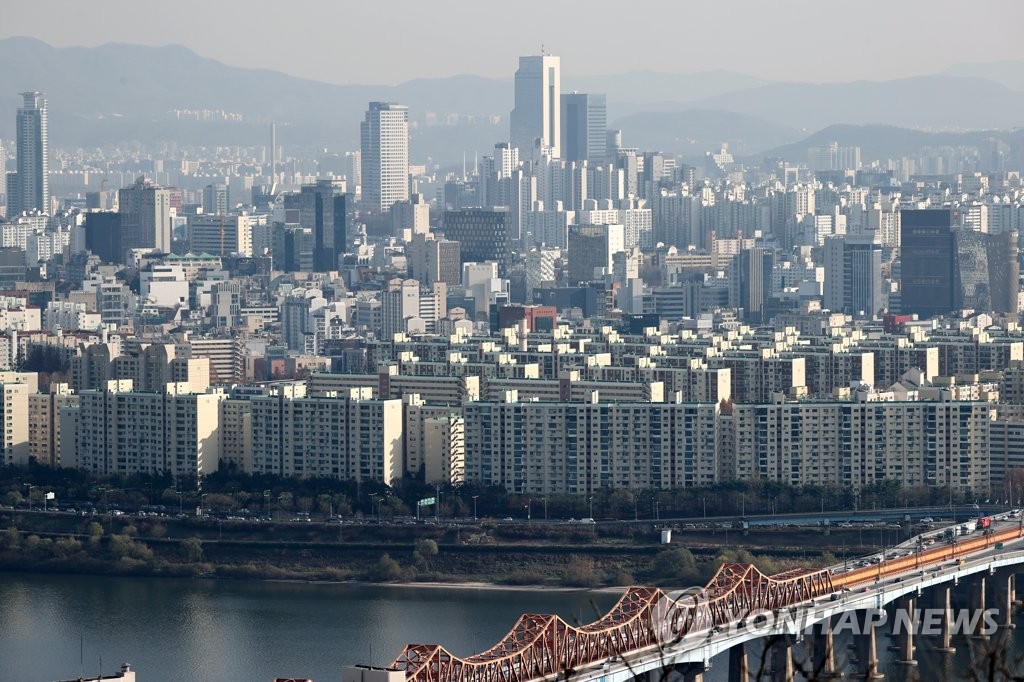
[758,124,1024,165]
[0,37,1021,166]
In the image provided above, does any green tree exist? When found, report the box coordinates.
[650,547,699,584]
[53,537,82,557]
[1,526,19,550]
[563,555,600,587]
[3,491,22,507]
[413,538,439,570]
[86,522,103,546]
[181,537,204,563]
[607,489,636,519]
[108,534,152,561]
[371,553,403,581]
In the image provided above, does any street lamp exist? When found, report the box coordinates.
[525,500,531,523]
[200,493,208,518]
[369,493,380,524]
[472,495,479,521]
[543,497,548,521]
[588,496,594,520]
[25,485,35,512]
[702,497,707,519]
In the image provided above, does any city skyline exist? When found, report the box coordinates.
[2,0,1023,86]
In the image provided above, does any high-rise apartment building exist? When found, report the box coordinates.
[560,93,607,163]
[28,383,78,467]
[360,102,409,213]
[463,396,719,494]
[249,386,403,482]
[0,372,36,466]
[7,92,49,217]
[510,55,561,159]
[73,381,223,478]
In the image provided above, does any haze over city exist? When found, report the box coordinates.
[4,2,1024,682]
[3,0,1023,85]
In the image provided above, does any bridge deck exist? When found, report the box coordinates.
[379,519,1024,682]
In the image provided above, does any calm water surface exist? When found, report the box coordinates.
[5,572,1024,682]
[0,572,618,682]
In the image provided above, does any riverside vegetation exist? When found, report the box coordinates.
[0,508,843,588]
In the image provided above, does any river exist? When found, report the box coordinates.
[3,571,1024,682]
[0,572,618,682]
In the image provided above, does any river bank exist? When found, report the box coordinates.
[0,508,850,589]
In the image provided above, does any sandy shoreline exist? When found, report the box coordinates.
[265,577,626,594]
[376,580,625,594]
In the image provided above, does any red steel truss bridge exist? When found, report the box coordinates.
[389,563,835,682]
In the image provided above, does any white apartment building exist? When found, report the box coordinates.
[73,380,223,478]
[44,301,102,333]
[360,102,410,213]
[463,395,719,494]
[722,400,992,491]
[249,386,403,482]
[28,383,78,466]
[219,398,253,472]
[404,394,465,484]
[0,372,37,466]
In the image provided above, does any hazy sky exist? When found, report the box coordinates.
[3,0,1023,85]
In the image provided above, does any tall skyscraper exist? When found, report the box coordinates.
[268,122,277,180]
[202,183,229,216]
[561,93,607,162]
[443,208,511,275]
[510,55,560,159]
[730,247,775,323]
[899,209,957,318]
[300,179,351,272]
[566,223,625,284]
[118,177,172,256]
[954,228,1019,314]
[360,102,409,213]
[8,92,49,216]
[823,236,883,318]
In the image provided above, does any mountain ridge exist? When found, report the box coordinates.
[1,38,1020,165]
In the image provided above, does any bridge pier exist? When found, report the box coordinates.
[808,617,839,679]
[727,643,748,682]
[993,569,1016,630]
[1011,572,1020,606]
[894,596,917,666]
[767,635,794,682]
[935,585,956,654]
[854,611,884,680]
[971,575,989,639]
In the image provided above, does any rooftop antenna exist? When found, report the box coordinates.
[540,43,545,56]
